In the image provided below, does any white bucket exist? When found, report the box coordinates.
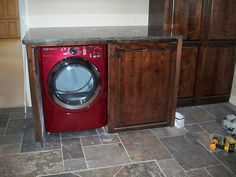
[175,112,185,128]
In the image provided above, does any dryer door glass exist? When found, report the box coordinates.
[48,57,101,110]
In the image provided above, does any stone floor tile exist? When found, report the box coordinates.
[213,151,236,175]
[21,131,61,153]
[0,150,63,177]
[100,133,120,144]
[200,120,229,136]
[62,138,84,160]
[0,113,9,127]
[187,168,212,177]
[61,129,97,139]
[158,158,187,177]
[75,166,122,177]
[81,135,101,146]
[64,158,87,171]
[0,134,22,145]
[152,127,188,138]
[42,173,78,177]
[177,106,216,124]
[0,143,21,155]
[119,130,171,162]
[5,118,34,135]
[83,143,131,168]
[160,134,219,170]
[116,161,164,177]
[10,111,33,119]
[202,103,236,121]
[206,164,235,177]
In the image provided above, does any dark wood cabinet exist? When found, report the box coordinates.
[177,43,201,106]
[208,0,236,40]
[198,42,236,103]
[149,0,236,107]
[172,0,204,40]
[108,40,181,132]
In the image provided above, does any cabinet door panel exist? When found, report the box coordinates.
[200,43,236,97]
[178,44,199,98]
[8,20,19,37]
[109,42,177,130]
[208,0,236,39]
[172,0,203,40]
[0,21,8,37]
[5,0,18,18]
[0,0,5,18]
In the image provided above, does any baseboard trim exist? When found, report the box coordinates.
[229,95,236,106]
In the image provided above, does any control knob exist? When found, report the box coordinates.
[70,48,78,55]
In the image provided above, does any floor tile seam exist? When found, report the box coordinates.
[154,160,168,177]
[18,133,23,153]
[63,157,86,162]
[113,165,125,177]
[185,120,216,126]
[149,129,190,139]
[201,106,219,120]
[150,129,188,174]
[82,141,119,147]
[3,112,11,135]
[210,151,236,176]
[117,134,133,163]
[60,134,98,140]
[95,129,104,144]
[79,137,89,170]
[77,159,159,172]
[203,167,215,177]
[197,123,215,137]
[60,133,65,172]
[4,148,62,156]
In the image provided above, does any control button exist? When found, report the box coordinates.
[70,48,78,55]
[83,48,87,55]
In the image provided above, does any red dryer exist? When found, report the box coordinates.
[38,45,107,133]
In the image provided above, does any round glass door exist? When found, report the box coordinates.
[48,57,101,110]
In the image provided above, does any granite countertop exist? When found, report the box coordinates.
[22,26,182,44]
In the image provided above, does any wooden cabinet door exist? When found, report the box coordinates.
[208,0,236,39]
[172,0,204,40]
[199,43,236,101]
[108,41,178,132]
[177,43,201,105]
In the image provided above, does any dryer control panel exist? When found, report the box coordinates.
[42,45,105,60]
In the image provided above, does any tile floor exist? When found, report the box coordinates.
[0,103,236,177]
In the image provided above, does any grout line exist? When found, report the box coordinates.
[80,137,89,170]
[19,133,23,153]
[203,167,214,177]
[185,120,216,126]
[201,106,219,120]
[150,129,188,174]
[113,165,125,177]
[117,134,133,163]
[154,160,168,177]
[96,129,103,144]
[3,113,11,135]
[60,133,65,172]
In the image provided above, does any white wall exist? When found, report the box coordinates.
[19,0,31,108]
[28,0,149,28]
[230,66,236,106]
